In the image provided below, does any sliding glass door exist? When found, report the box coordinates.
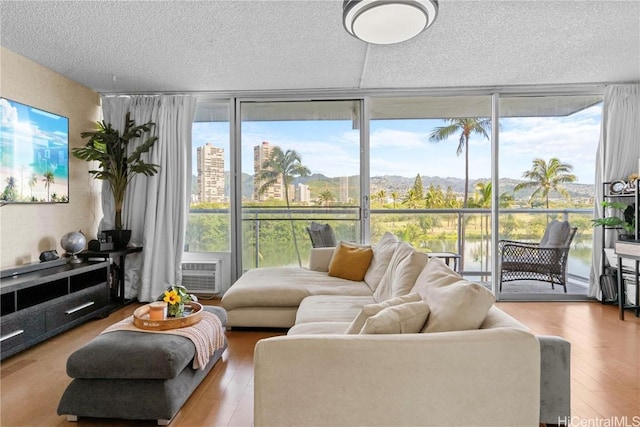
[238,100,362,272]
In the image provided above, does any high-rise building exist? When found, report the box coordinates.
[340,176,349,202]
[197,143,225,203]
[296,183,311,203]
[254,141,283,201]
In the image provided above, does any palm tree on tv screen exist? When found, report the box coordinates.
[258,147,310,267]
[514,157,576,209]
[43,170,55,202]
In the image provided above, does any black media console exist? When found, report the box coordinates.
[0,260,110,360]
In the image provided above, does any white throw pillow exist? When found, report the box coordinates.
[373,242,416,302]
[344,293,422,334]
[391,251,430,298]
[412,258,495,333]
[363,232,400,292]
[411,257,462,298]
[421,280,495,333]
[359,301,430,334]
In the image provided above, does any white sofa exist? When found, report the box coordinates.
[221,233,571,426]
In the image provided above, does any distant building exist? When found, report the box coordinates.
[197,143,225,203]
[340,176,348,202]
[254,141,283,201]
[296,183,311,203]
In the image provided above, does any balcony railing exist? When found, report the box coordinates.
[186,206,594,281]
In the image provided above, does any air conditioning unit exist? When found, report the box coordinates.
[181,260,221,295]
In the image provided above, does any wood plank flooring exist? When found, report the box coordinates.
[1,300,638,426]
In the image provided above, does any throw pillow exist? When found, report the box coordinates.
[391,251,430,297]
[373,242,417,302]
[363,232,400,292]
[344,293,423,334]
[359,301,430,334]
[539,220,571,248]
[420,280,495,333]
[328,242,374,282]
[411,257,462,298]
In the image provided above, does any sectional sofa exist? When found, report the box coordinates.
[221,233,571,426]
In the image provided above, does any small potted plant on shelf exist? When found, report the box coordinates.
[73,112,160,248]
[592,201,637,240]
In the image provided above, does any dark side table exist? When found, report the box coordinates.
[427,252,461,272]
[79,246,143,304]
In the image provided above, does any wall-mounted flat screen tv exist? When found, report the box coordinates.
[0,98,69,203]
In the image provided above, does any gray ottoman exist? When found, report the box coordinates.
[57,305,227,425]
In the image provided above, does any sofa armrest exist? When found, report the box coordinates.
[308,247,335,272]
[254,328,540,427]
[538,335,571,424]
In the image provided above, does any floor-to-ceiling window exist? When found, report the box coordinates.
[184,100,231,293]
[498,94,603,299]
[369,95,493,279]
[185,89,604,300]
[238,100,362,272]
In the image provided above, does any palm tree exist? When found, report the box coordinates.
[2,176,18,201]
[43,170,55,202]
[390,191,400,209]
[514,158,576,209]
[317,190,335,207]
[429,118,491,272]
[29,173,37,200]
[373,189,386,205]
[429,118,491,208]
[257,146,310,266]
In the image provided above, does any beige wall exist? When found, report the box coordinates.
[0,47,102,268]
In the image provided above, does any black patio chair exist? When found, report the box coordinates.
[306,222,337,248]
[498,220,577,293]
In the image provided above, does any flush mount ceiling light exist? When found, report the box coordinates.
[343,0,439,45]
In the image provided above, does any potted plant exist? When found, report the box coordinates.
[73,112,160,248]
[592,201,637,240]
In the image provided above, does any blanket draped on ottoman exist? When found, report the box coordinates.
[102,311,225,369]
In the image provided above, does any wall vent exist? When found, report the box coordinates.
[181,260,221,295]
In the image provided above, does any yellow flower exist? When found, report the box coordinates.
[163,290,181,305]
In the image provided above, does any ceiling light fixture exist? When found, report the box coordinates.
[343,0,439,45]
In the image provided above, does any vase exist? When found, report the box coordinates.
[167,302,185,318]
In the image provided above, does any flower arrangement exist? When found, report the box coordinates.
[158,285,196,318]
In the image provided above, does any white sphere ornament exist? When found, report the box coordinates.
[61,231,86,264]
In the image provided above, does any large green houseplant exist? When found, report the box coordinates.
[73,112,159,245]
[592,201,637,240]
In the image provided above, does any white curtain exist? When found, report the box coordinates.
[590,84,640,298]
[101,95,197,301]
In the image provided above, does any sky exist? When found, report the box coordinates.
[192,103,602,185]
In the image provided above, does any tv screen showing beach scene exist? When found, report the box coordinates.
[0,98,69,203]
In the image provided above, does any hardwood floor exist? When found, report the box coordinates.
[1,300,638,426]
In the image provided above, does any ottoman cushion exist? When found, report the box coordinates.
[67,305,227,380]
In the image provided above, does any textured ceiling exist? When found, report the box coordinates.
[1,0,639,95]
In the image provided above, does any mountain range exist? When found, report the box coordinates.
[192,173,595,201]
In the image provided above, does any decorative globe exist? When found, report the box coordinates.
[61,231,86,263]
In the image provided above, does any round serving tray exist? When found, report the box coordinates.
[133,302,203,331]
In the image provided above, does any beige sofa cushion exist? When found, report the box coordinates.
[308,248,335,272]
[295,295,375,324]
[412,258,495,333]
[221,267,372,311]
[364,232,399,292]
[288,321,351,335]
[359,301,430,334]
[344,293,422,334]
[328,242,373,281]
[373,242,420,302]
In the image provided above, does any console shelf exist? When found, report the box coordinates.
[0,261,110,360]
